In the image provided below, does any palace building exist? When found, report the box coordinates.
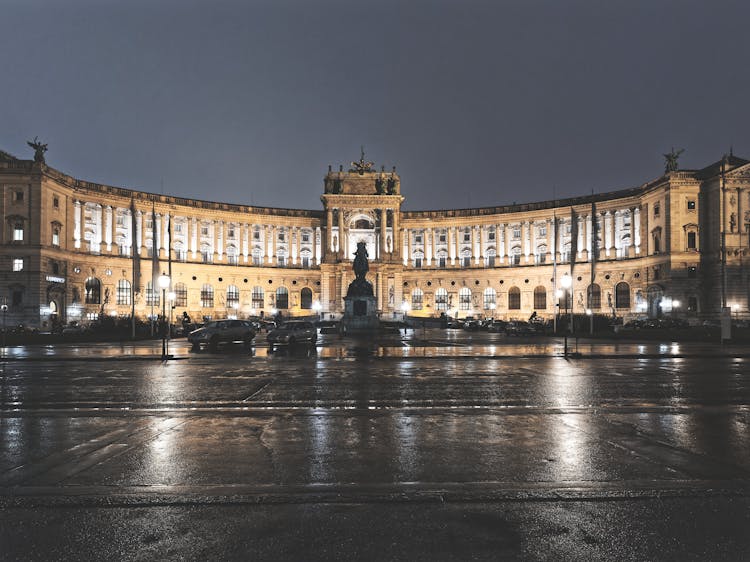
[1,145,749,330]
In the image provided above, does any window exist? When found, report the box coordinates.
[252,248,263,266]
[483,287,496,310]
[653,202,660,217]
[200,284,214,308]
[301,252,311,268]
[251,286,264,309]
[226,285,240,309]
[687,231,696,250]
[435,288,448,311]
[615,282,630,309]
[85,277,102,305]
[536,245,547,265]
[201,225,209,236]
[687,200,696,210]
[174,221,183,233]
[277,255,286,267]
[411,288,423,310]
[146,281,159,307]
[511,246,521,265]
[587,283,601,310]
[12,289,23,307]
[276,286,289,309]
[175,247,187,262]
[485,249,496,267]
[302,231,311,243]
[687,296,698,312]
[461,255,471,268]
[300,287,313,309]
[201,245,213,264]
[227,246,238,265]
[459,287,471,311]
[14,190,23,202]
[253,228,261,240]
[538,225,547,237]
[13,223,24,241]
[228,226,236,239]
[116,279,131,306]
[512,226,521,239]
[488,228,496,241]
[463,228,471,243]
[508,287,521,310]
[438,231,446,243]
[53,196,59,208]
[278,230,286,242]
[414,232,423,244]
[52,226,60,246]
[437,255,447,268]
[174,282,187,307]
[12,258,23,271]
[534,286,546,310]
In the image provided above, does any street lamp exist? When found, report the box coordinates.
[157,273,171,360]
[560,274,572,358]
[312,300,322,323]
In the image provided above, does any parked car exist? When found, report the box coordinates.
[187,320,256,351]
[505,320,533,336]
[486,319,508,333]
[267,321,318,349]
[317,320,339,334]
[462,317,481,331]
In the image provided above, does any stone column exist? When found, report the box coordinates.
[163,212,170,259]
[523,221,530,263]
[73,200,82,249]
[402,228,408,265]
[314,226,321,264]
[104,205,113,252]
[191,218,197,259]
[326,208,333,258]
[270,225,277,264]
[406,228,412,266]
[380,208,388,260]
[604,211,612,257]
[498,224,505,264]
[337,209,345,260]
[477,226,483,265]
[155,213,162,257]
[426,228,432,266]
[634,207,641,254]
[136,210,143,255]
[449,227,456,265]
[291,227,298,265]
[577,215,584,259]
[243,224,249,263]
[94,203,103,253]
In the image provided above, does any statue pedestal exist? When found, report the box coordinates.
[342,295,379,333]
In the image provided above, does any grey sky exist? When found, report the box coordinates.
[1,0,748,211]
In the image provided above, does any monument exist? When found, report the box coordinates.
[341,241,380,333]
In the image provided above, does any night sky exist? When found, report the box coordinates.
[2,0,748,211]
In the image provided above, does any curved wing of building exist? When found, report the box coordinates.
[1,147,749,330]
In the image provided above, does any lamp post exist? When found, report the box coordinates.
[158,273,171,360]
[560,274,572,358]
[1,299,7,351]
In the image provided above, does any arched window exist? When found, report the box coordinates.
[411,288,423,310]
[587,283,601,309]
[435,288,448,311]
[615,282,630,309]
[276,286,289,309]
[533,286,546,310]
[174,282,188,307]
[251,286,264,310]
[459,287,472,310]
[201,284,214,308]
[536,245,547,264]
[483,287,496,310]
[116,279,131,306]
[226,285,240,309]
[300,287,313,309]
[85,277,101,304]
[508,286,521,310]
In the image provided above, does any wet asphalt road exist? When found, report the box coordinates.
[1,330,749,561]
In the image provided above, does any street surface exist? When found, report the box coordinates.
[1,330,749,561]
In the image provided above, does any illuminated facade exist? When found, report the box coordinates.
[1,147,749,329]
